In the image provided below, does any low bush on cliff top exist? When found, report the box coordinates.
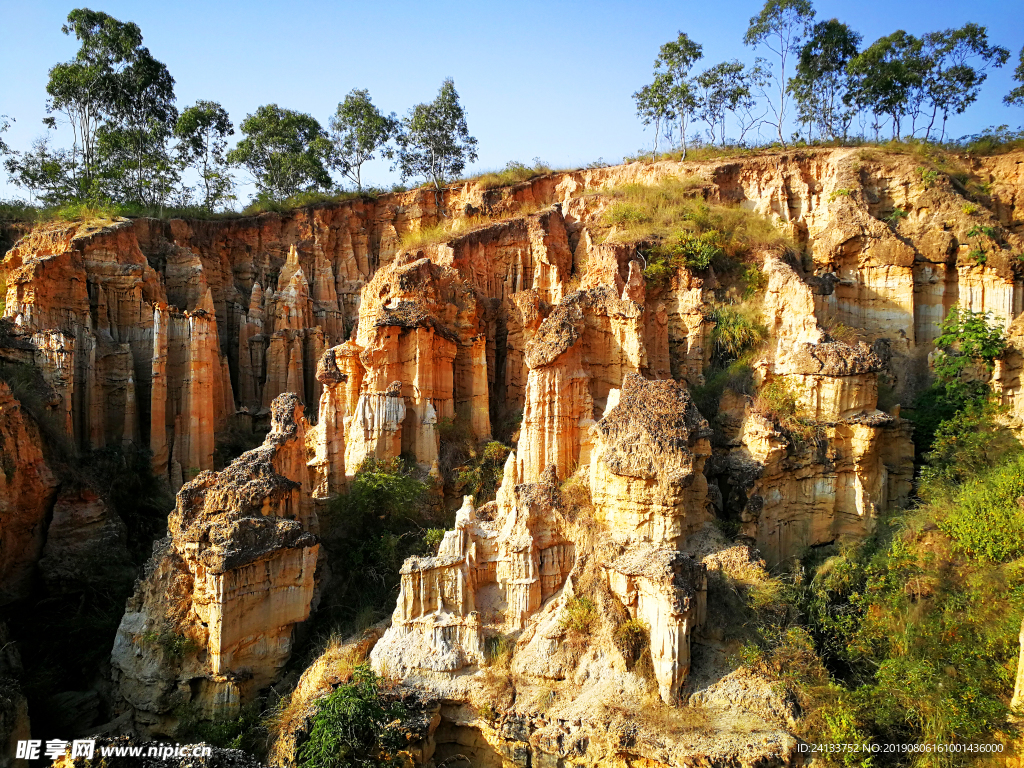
[465,158,555,190]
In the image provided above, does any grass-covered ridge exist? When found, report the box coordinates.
[598,178,793,285]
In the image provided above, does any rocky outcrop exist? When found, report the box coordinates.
[589,374,712,546]
[110,393,319,736]
[0,381,58,605]
[6,146,1024,763]
[371,462,575,676]
[709,254,915,566]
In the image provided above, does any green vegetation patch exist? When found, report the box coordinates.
[298,665,407,768]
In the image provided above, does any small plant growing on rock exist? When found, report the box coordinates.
[613,618,651,672]
[709,305,767,360]
[559,595,599,667]
[741,263,767,298]
[827,188,852,202]
[883,207,909,227]
[916,165,940,188]
[559,596,598,635]
[422,527,445,555]
[962,202,980,215]
[484,634,515,668]
[965,223,998,266]
[161,632,201,660]
[753,380,799,422]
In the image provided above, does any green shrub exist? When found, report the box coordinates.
[242,189,370,216]
[317,458,433,629]
[939,454,1024,562]
[753,380,799,422]
[176,700,266,751]
[559,596,598,635]
[607,202,649,227]
[422,527,446,554]
[709,305,767,360]
[920,398,1020,492]
[298,665,407,768]
[909,305,1006,456]
[828,188,853,201]
[741,263,767,298]
[883,207,909,226]
[613,618,650,669]
[690,356,756,418]
[484,634,515,668]
[916,166,940,189]
[932,305,1005,392]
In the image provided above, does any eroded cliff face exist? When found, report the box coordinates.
[4,146,1024,763]
[110,393,319,736]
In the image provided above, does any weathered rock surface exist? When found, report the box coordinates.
[110,393,319,736]
[5,147,1024,764]
[0,381,58,605]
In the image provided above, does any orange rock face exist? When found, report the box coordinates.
[9,147,1024,754]
[0,382,58,605]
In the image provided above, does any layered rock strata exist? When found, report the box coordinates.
[6,147,1024,763]
[110,393,319,735]
[711,254,915,566]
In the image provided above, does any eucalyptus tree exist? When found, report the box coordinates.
[3,137,77,205]
[175,101,235,211]
[226,105,333,199]
[0,116,11,156]
[97,43,179,206]
[394,79,478,193]
[788,19,861,141]
[743,0,816,144]
[329,89,398,192]
[44,8,180,203]
[847,31,926,140]
[695,61,764,146]
[918,24,1008,141]
[1006,46,1024,107]
[634,74,676,158]
[655,33,704,157]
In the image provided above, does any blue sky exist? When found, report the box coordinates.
[1,0,1022,203]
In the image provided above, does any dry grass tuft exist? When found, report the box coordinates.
[465,160,558,190]
[398,203,541,251]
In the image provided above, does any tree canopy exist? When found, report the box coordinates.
[1007,46,1024,107]
[789,19,861,140]
[633,32,704,158]
[394,78,478,192]
[226,105,333,199]
[175,101,234,211]
[329,89,398,192]
[743,0,816,144]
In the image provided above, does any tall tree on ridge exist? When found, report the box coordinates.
[743,0,816,144]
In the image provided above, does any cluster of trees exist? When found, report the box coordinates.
[635,0,1024,154]
[0,8,478,212]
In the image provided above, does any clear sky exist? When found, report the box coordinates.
[1,0,1022,203]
